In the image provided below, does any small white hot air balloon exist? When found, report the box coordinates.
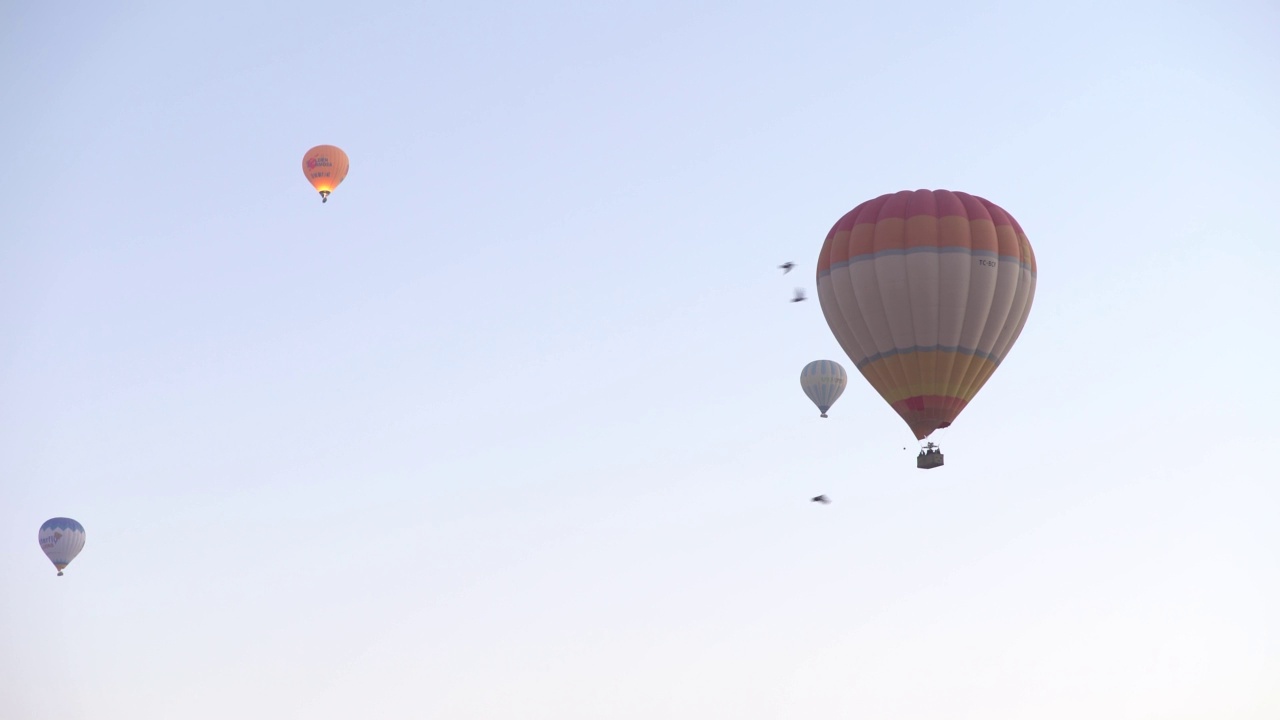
[800,360,847,418]
[39,518,86,576]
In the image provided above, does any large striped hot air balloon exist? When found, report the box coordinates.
[800,360,847,418]
[816,189,1037,445]
[302,145,349,203]
[38,518,86,577]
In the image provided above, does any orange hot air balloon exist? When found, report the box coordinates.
[816,190,1037,451]
[302,145,349,203]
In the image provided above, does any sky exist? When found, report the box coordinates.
[2,0,1278,717]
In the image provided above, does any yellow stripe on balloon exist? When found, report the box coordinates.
[858,351,999,404]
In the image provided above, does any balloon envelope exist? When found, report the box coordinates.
[816,189,1037,439]
[39,518,85,576]
[302,145,349,201]
[800,360,847,418]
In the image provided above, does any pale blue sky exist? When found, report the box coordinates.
[2,1,1278,718]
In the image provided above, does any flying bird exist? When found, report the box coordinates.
[811,495,831,504]
[791,288,806,303]
[779,262,795,274]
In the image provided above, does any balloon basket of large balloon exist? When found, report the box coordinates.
[916,443,944,469]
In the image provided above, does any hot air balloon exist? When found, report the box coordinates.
[38,518,86,576]
[816,189,1037,467]
[800,360,848,418]
[302,145,349,203]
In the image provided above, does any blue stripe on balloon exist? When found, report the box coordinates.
[40,518,84,532]
[818,248,1035,277]
[849,344,1001,370]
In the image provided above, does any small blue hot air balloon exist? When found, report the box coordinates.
[800,360,847,418]
[39,518,86,576]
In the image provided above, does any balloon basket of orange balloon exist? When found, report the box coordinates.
[916,443,944,470]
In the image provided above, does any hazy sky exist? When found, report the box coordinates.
[3,1,1278,718]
